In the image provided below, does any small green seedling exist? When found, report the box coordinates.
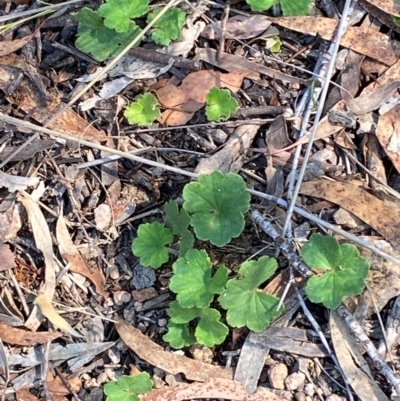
[124,93,161,127]
[104,372,153,401]
[264,35,282,53]
[302,234,370,309]
[131,221,173,268]
[73,2,185,61]
[183,171,251,246]
[205,87,238,122]
[147,7,186,46]
[163,301,228,348]
[219,256,283,332]
[169,249,228,309]
[246,0,311,15]
[72,7,141,62]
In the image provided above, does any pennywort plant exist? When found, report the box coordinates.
[72,0,186,61]
[124,87,239,127]
[104,372,153,401]
[131,171,370,349]
[246,0,312,15]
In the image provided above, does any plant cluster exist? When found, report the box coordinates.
[131,172,370,349]
[124,87,238,127]
[72,0,185,61]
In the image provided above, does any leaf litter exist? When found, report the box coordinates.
[2,0,400,400]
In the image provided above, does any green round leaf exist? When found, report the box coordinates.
[303,235,370,309]
[104,373,152,401]
[183,171,251,247]
[99,0,149,33]
[131,222,173,268]
[124,93,161,127]
[245,0,276,12]
[301,233,340,270]
[205,87,238,122]
[195,308,228,346]
[148,7,186,46]
[163,322,195,349]
[169,249,227,308]
[218,256,282,332]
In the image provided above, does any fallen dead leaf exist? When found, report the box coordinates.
[195,48,307,84]
[195,124,260,174]
[270,17,397,66]
[0,196,22,243]
[0,31,37,57]
[142,378,286,401]
[359,0,400,33]
[19,192,56,331]
[202,14,272,40]
[15,389,40,401]
[0,322,61,346]
[299,180,400,250]
[362,0,400,17]
[116,317,233,382]
[346,81,400,115]
[3,54,107,142]
[0,171,39,193]
[33,293,83,338]
[47,371,82,396]
[358,237,400,317]
[330,311,390,401]
[0,243,16,271]
[56,215,107,299]
[375,104,400,173]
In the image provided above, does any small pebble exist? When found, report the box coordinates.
[158,318,167,327]
[285,372,306,391]
[113,291,132,306]
[326,395,346,401]
[304,383,314,396]
[294,391,306,401]
[189,344,213,364]
[268,363,288,390]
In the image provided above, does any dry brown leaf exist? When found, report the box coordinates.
[179,70,245,102]
[47,371,82,395]
[375,104,400,172]
[195,124,260,174]
[15,389,40,401]
[116,317,233,382]
[19,192,56,330]
[195,48,308,84]
[359,0,400,33]
[5,64,107,142]
[270,17,397,66]
[33,293,83,338]
[0,171,39,193]
[0,243,16,271]
[56,215,107,299]
[330,311,390,401]
[142,378,286,401]
[362,0,400,17]
[346,81,400,115]
[0,32,36,57]
[0,196,22,243]
[202,14,272,40]
[359,237,400,316]
[299,180,400,250]
[0,322,61,346]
